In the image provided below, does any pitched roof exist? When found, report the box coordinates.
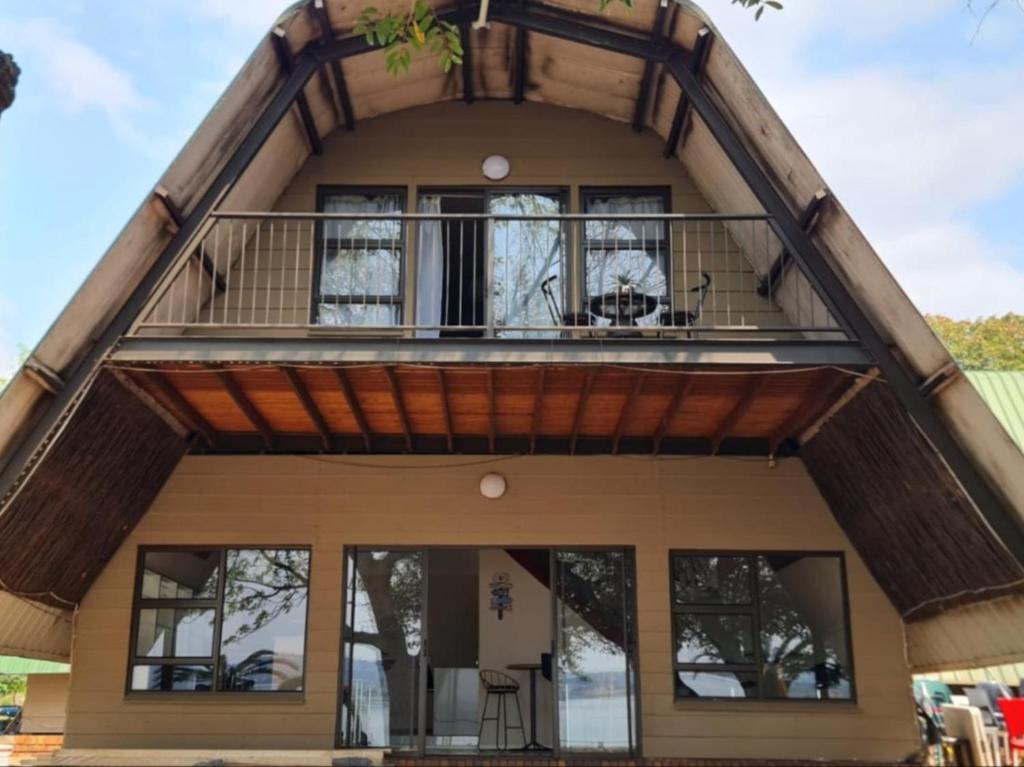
[969,372,1024,451]
[0,0,1023,668]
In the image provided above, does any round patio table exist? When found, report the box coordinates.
[589,289,659,326]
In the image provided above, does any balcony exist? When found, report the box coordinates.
[133,211,847,345]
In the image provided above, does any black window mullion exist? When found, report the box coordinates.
[748,555,764,700]
[212,548,227,692]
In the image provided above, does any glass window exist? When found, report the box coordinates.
[128,547,310,694]
[316,190,404,327]
[582,190,669,328]
[670,551,854,702]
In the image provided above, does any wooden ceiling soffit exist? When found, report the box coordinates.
[0,371,187,608]
[801,380,1024,620]
[114,363,851,458]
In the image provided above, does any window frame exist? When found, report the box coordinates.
[126,545,312,696]
[312,185,408,326]
[668,549,856,704]
[579,186,673,319]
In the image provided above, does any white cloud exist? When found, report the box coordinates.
[877,223,1024,318]
[0,16,151,141]
[189,0,292,30]
[707,0,1024,318]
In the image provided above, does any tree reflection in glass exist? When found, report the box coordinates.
[218,549,310,692]
[341,550,423,749]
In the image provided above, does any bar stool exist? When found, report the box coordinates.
[477,669,525,751]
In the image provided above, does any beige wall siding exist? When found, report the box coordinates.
[21,674,70,734]
[191,102,787,330]
[65,455,917,761]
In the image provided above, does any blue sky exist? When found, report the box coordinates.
[1,0,1023,376]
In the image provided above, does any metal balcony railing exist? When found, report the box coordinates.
[135,212,844,339]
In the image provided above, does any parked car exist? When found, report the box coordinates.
[0,705,21,735]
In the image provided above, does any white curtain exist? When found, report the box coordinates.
[416,195,444,338]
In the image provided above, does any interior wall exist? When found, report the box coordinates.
[63,454,917,762]
[477,549,553,748]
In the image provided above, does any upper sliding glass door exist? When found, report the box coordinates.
[552,548,639,756]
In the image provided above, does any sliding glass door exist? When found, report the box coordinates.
[553,548,639,756]
[339,547,639,757]
[339,549,424,750]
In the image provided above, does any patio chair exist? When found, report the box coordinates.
[943,704,998,766]
[998,699,1024,764]
[659,272,712,338]
[968,686,1001,728]
[477,669,525,751]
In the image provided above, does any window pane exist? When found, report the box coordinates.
[673,555,751,605]
[136,609,214,658]
[131,664,213,692]
[674,613,755,665]
[757,555,852,700]
[140,550,219,599]
[219,549,310,692]
[317,303,400,327]
[489,193,565,335]
[676,671,757,699]
[322,194,402,240]
[320,248,401,298]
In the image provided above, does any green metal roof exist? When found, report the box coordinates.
[0,656,69,675]
[967,371,1024,450]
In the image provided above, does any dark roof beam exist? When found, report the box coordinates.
[384,367,414,452]
[663,26,711,158]
[709,377,766,455]
[272,27,323,155]
[652,375,694,455]
[632,0,669,132]
[758,189,830,298]
[311,0,355,130]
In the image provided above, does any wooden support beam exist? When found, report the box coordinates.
[663,26,711,158]
[333,368,372,452]
[111,370,191,440]
[217,370,275,450]
[709,376,767,455]
[460,6,475,105]
[138,370,218,448]
[612,373,646,454]
[312,0,355,130]
[383,367,413,452]
[570,369,596,455]
[513,0,528,104]
[768,370,851,455]
[437,369,454,452]
[758,189,830,297]
[272,27,323,154]
[652,375,695,455]
[632,0,669,131]
[282,367,331,450]
[153,187,225,293]
[486,368,497,454]
[530,367,545,454]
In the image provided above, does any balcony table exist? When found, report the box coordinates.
[506,662,549,751]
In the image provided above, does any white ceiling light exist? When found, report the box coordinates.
[479,472,507,499]
[482,154,510,182]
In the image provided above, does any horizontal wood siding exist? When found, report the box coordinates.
[65,455,917,761]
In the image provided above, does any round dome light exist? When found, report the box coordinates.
[479,472,507,500]
[482,154,511,181]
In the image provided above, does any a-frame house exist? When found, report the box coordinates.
[1,0,1023,763]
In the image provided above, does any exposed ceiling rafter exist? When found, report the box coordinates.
[632,0,669,132]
